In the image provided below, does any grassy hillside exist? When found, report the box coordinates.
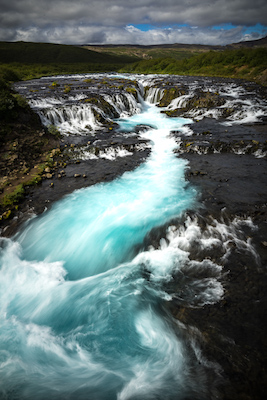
[0,41,139,80]
[82,44,211,61]
[0,41,138,64]
[120,47,267,85]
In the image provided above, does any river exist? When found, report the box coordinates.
[1,73,266,399]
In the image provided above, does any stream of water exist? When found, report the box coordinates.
[0,75,232,399]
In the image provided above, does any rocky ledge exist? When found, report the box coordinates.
[170,117,267,399]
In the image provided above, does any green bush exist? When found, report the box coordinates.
[1,68,21,82]
[0,89,17,120]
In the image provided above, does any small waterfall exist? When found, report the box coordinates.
[145,87,165,104]
[39,104,100,133]
[167,93,193,110]
[103,92,142,117]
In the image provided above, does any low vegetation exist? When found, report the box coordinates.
[0,41,140,80]
[82,44,205,61]
[1,41,266,84]
[120,48,267,85]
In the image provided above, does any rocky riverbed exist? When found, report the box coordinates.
[170,119,267,400]
[1,73,267,399]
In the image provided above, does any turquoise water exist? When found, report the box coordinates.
[0,104,205,400]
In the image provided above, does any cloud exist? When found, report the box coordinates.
[0,0,266,44]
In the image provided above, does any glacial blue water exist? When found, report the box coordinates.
[0,104,210,400]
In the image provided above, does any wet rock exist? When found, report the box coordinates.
[158,87,185,107]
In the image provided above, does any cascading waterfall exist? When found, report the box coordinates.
[145,87,165,104]
[29,87,142,134]
[167,93,193,110]
[0,75,236,400]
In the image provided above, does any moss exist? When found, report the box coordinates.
[85,97,99,104]
[49,81,60,89]
[158,87,184,107]
[64,85,71,94]
[1,184,25,208]
[2,209,12,219]
[126,87,138,99]
[126,87,136,93]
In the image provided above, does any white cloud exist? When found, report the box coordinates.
[0,0,266,44]
[6,24,264,46]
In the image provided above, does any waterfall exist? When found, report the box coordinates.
[145,87,165,104]
[39,104,101,133]
[28,82,143,135]
[167,93,193,110]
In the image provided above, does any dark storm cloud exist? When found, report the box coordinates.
[0,0,266,44]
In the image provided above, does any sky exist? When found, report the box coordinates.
[0,0,267,46]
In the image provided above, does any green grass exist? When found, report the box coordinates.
[120,48,267,85]
[82,45,203,61]
[0,62,130,81]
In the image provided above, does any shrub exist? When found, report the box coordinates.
[0,90,17,120]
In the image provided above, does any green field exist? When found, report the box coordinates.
[82,44,207,61]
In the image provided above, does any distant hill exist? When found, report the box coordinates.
[81,43,223,61]
[0,41,137,64]
[81,36,267,61]
[228,35,267,49]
